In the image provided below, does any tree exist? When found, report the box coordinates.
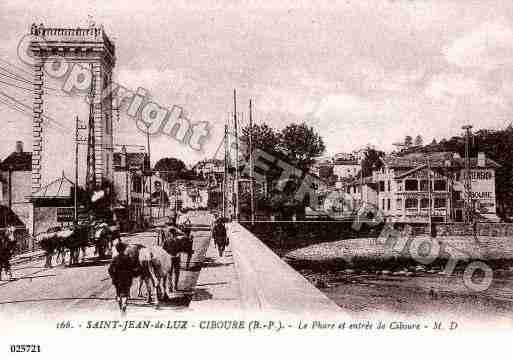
[154,157,187,182]
[414,135,423,147]
[404,135,413,148]
[279,122,326,170]
[240,123,281,157]
[360,146,385,178]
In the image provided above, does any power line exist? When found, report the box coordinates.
[0,80,73,97]
[0,79,33,92]
[0,64,71,93]
[0,90,70,132]
[0,58,33,77]
[0,69,32,85]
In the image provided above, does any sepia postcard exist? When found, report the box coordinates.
[0,1,512,357]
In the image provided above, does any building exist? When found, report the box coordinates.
[0,141,33,231]
[29,23,115,192]
[192,159,224,187]
[312,152,361,183]
[112,151,148,227]
[169,180,208,211]
[333,155,360,180]
[371,152,499,223]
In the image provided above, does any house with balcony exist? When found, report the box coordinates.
[372,152,500,223]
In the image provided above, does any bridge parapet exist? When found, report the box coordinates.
[227,222,340,314]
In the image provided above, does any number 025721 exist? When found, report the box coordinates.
[9,345,41,353]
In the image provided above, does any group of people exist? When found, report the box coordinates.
[108,211,196,312]
[108,211,230,313]
[0,226,17,281]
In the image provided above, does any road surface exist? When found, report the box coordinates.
[0,212,214,319]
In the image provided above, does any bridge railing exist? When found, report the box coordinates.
[227,222,340,314]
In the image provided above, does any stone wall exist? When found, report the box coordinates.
[434,223,513,237]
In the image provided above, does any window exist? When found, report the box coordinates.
[434,198,446,208]
[420,180,429,192]
[405,179,418,191]
[387,199,391,211]
[379,181,385,192]
[420,198,430,208]
[396,198,402,210]
[382,198,385,210]
[397,181,403,191]
[132,177,142,193]
[405,198,418,209]
[434,180,446,191]
[387,180,391,192]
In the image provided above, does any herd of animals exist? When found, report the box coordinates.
[109,216,228,313]
[37,221,120,267]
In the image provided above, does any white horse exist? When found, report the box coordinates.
[138,245,173,309]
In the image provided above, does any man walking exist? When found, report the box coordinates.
[212,217,228,257]
[161,226,182,292]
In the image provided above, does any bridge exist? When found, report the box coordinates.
[0,211,339,317]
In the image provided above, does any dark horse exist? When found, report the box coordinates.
[37,224,92,266]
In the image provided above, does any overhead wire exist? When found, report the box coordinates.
[0,63,73,94]
[0,90,71,132]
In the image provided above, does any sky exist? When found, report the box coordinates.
[1,0,513,179]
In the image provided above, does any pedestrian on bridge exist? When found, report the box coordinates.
[212,217,228,257]
[161,225,182,292]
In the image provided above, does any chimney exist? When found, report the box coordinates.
[478,152,486,167]
[15,141,23,153]
[121,145,127,168]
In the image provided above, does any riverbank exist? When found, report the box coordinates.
[286,235,513,318]
[284,235,513,272]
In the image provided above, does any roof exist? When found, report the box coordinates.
[30,174,75,199]
[193,158,224,171]
[113,152,147,171]
[0,151,32,171]
[333,160,359,166]
[347,176,375,186]
[383,152,500,170]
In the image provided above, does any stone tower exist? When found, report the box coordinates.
[29,23,116,192]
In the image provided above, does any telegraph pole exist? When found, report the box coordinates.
[249,99,255,225]
[233,89,239,222]
[462,125,473,224]
[146,129,152,225]
[74,116,87,223]
[223,123,229,219]
[427,159,432,235]
[86,64,96,191]
[121,145,129,221]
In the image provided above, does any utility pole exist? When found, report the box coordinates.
[462,125,473,224]
[121,145,129,222]
[233,89,239,222]
[249,99,255,225]
[7,166,12,210]
[74,116,86,223]
[86,64,96,192]
[223,123,228,219]
[146,130,152,225]
[427,159,432,235]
